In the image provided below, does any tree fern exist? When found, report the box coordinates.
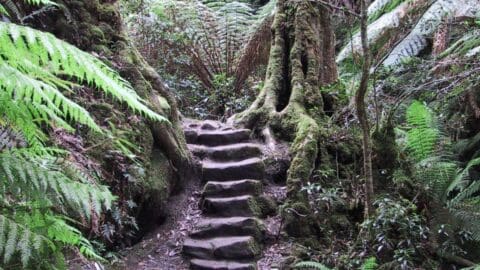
[368,0,406,22]
[382,0,480,66]
[141,0,273,87]
[337,1,410,63]
[294,261,333,269]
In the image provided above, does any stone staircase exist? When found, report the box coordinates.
[182,120,268,270]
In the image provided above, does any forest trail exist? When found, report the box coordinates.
[119,119,290,270]
[182,120,268,269]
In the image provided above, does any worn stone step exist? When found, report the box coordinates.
[183,236,260,260]
[190,259,257,270]
[190,217,265,240]
[203,180,262,197]
[191,129,251,146]
[188,143,262,161]
[202,195,260,217]
[202,158,264,181]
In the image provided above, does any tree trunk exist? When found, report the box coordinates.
[230,0,337,236]
[355,0,375,218]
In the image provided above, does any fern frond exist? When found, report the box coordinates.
[0,22,166,124]
[0,214,53,267]
[294,261,333,269]
[23,0,57,5]
[368,0,405,22]
[0,4,8,16]
[337,1,410,63]
[406,101,440,160]
[382,0,480,66]
[440,30,480,58]
[0,151,115,219]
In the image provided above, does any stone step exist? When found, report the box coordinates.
[183,236,260,260]
[186,129,252,146]
[203,180,262,197]
[190,259,257,270]
[202,195,260,217]
[188,143,262,161]
[202,158,264,181]
[190,217,265,240]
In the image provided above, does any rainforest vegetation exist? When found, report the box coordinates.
[1,0,480,269]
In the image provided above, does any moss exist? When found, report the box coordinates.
[98,22,115,41]
[98,4,119,23]
[156,96,171,115]
[282,201,316,237]
[247,197,263,217]
[89,25,106,43]
[137,148,173,229]
[256,195,277,217]
[92,45,112,56]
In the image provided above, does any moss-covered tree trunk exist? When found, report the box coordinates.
[230,0,337,236]
[30,0,193,230]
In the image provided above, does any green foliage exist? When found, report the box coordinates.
[440,30,480,58]
[0,1,163,268]
[125,0,272,118]
[302,182,346,214]
[382,0,480,66]
[0,151,114,268]
[294,261,333,269]
[402,100,480,252]
[405,101,439,161]
[361,198,429,269]
[360,257,378,270]
[0,21,165,129]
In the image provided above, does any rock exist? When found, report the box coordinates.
[202,195,261,217]
[203,180,262,197]
[190,259,257,270]
[202,158,265,181]
[183,236,260,260]
[189,143,262,161]
[190,217,266,240]
[197,129,251,146]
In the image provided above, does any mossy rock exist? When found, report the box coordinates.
[282,201,316,237]
[256,195,277,217]
[137,148,174,229]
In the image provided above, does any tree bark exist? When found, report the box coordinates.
[355,0,375,218]
[230,0,337,236]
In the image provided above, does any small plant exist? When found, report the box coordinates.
[361,197,429,269]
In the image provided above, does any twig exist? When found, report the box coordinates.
[285,207,308,217]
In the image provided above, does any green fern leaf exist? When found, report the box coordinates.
[383,0,480,66]
[3,220,18,264]
[361,257,378,270]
